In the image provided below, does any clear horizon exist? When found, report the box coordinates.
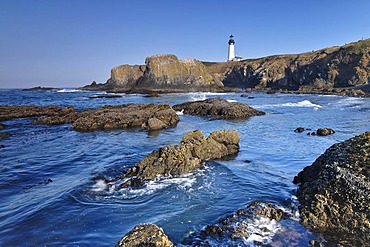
[1,0,370,88]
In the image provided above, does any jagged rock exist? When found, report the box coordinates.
[110,65,145,89]
[122,130,240,187]
[0,105,77,121]
[72,104,179,132]
[116,224,175,247]
[293,132,370,245]
[172,98,265,119]
[183,201,286,246]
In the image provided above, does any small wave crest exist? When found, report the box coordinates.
[281,100,322,108]
[176,110,184,115]
[57,89,82,93]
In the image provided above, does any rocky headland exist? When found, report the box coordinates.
[121,130,240,187]
[82,39,370,96]
[293,132,370,245]
[172,98,265,119]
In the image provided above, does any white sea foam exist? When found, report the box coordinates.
[91,179,108,192]
[57,89,82,93]
[243,217,281,246]
[281,100,322,108]
[227,99,238,103]
[176,110,184,115]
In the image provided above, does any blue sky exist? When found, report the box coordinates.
[1,0,370,88]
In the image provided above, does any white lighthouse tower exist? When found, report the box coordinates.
[228,35,235,61]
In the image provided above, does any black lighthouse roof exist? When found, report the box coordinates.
[228,35,235,45]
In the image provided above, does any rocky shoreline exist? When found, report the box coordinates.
[80,39,370,98]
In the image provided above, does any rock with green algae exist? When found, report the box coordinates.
[116,224,175,247]
[293,132,370,246]
[121,129,240,187]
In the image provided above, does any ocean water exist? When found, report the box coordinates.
[0,89,369,246]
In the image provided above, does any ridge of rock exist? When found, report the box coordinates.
[121,129,240,187]
[293,132,370,245]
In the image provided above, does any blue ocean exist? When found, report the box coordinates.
[0,89,369,246]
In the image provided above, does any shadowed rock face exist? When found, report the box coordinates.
[172,98,265,119]
[116,224,175,247]
[122,130,240,187]
[293,132,370,246]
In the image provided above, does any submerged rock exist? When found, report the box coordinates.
[122,130,240,187]
[116,224,175,247]
[0,133,11,140]
[172,98,265,119]
[293,132,370,245]
[0,123,7,130]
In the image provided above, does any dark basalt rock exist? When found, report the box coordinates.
[23,86,60,91]
[172,98,265,119]
[121,130,240,187]
[116,224,175,247]
[307,128,335,136]
[294,127,305,133]
[293,132,370,246]
[88,95,122,99]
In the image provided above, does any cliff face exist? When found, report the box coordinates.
[82,39,370,94]
[205,39,370,92]
[136,54,219,90]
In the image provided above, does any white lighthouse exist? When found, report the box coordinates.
[227,35,243,61]
[228,35,235,61]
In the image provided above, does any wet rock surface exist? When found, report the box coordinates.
[116,224,175,247]
[183,202,287,246]
[293,132,370,246]
[294,127,335,136]
[121,130,240,187]
[172,98,265,119]
[0,133,11,140]
[0,105,77,121]
[72,104,179,131]
[34,104,179,131]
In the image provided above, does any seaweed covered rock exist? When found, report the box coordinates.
[122,130,240,187]
[72,104,179,131]
[0,105,77,121]
[293,132,370,245]
[116,224,175,247]
[172,98,265,119]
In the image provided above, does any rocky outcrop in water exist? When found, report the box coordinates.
[172,98,265,119]
[82,54,223,93]
[116,224,175,247]
[122,130,240,187]
[183,201,287,246]
[294,127,335,136]
[0,105,77,121]
[36,104,179,132]
[293,132,370,246]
